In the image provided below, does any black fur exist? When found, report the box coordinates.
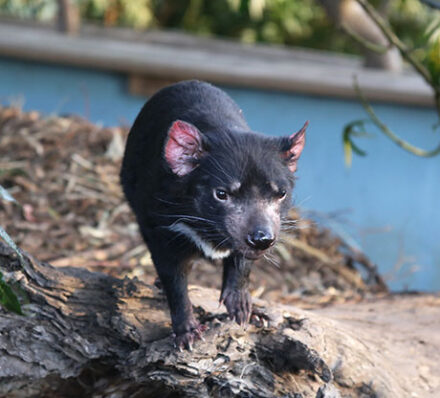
[120,80,303,349]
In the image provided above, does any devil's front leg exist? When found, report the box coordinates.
[220,254,252,325]
[148,235,206,350]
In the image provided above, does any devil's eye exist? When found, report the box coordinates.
[214,189,228,201]
[278,189,287,200]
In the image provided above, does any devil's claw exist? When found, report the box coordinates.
[220,288,252,326]
[173,323,208,351]
[250,307,271,328]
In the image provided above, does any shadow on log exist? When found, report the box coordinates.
[0,242,439,398]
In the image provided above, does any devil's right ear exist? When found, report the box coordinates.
[164,120,204,176]
[280,120,308,173]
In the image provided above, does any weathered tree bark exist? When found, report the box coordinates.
[57,0,80,35]
[0,242,438,397]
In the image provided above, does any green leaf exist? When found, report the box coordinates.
[425,35,440,86]
[343,137,353,167]
[239,0,249,15]
[0,216,24,315]
[342,119,369,167]
[351,140,367,157]
[424,16,440,41]
[0,271,23,315]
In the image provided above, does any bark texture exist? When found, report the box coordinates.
[0,243,438,398]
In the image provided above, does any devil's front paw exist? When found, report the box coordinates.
[173,319,207,351]
[220,288,252,326]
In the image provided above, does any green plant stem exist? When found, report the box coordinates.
[356,0,436,90]
[340,22,390,54]
[350,1,440,157]
[354,79,440,157]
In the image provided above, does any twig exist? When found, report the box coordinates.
[281,235,366,290]
[354,78,440,157]
[340,22,390,54]
[356,0,435,89]
[345,1,440,157]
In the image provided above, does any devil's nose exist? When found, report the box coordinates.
[246,229,275,250]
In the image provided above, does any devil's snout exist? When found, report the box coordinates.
[245,228,275,250]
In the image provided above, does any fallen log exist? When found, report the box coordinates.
[0,243,438,398]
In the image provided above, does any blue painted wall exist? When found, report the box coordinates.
[1,56,439,291]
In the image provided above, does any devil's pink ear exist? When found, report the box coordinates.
[282,120,308,173]
[164,120,204,176]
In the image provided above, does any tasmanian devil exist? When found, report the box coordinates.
[120,80,307,349]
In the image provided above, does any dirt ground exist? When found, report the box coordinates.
[311,293,440,396]
[0,106,387,309]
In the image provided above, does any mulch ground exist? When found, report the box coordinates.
[0,106,387,308]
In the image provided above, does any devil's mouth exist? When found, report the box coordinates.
[243,249,266,260]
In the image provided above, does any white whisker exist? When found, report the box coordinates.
[263,253,280,269]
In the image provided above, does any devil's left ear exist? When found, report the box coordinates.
[281,120,308,173]
[164,120,204,176]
